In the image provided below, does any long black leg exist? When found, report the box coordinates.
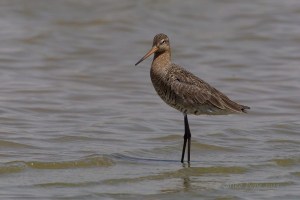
[185,114,191,163]
[181,133,187,163]
[181,114,191,163]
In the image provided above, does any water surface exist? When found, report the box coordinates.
[0,0,300,199]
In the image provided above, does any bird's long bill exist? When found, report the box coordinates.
[135,46,158,66]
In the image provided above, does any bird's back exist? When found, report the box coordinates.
[151,63,250,115]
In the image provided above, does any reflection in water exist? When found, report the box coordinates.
[182,175,191,192]
[181,162,191,192]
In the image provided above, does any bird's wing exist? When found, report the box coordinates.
[168,65,227,110]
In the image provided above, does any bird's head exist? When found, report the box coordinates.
[135,33,170,66]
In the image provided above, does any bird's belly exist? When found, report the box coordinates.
[168,99,231,115]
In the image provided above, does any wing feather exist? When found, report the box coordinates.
[167,64,248,113]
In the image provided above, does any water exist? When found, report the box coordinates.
[0,0,300,199]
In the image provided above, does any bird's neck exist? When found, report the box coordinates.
[152,51,171,71]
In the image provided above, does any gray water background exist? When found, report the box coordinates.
[0,0,300,199]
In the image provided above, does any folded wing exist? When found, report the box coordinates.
[168,64,249,114]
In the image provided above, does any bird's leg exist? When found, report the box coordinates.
[185,114,191,163]
[181,114,191,163]
[181,135,187,163]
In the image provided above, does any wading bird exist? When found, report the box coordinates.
[135,33,249,163]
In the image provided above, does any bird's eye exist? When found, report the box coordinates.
[160,40,166,45]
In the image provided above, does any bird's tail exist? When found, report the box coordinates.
[241,105,250,113]
[222,95,250,113]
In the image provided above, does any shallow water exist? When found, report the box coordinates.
[0,0,300,199]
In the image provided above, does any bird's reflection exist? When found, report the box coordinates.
[181,162,191,191]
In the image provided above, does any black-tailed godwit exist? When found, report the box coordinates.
[135,33,249,163]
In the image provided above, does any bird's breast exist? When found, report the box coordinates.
[151,68,175,102]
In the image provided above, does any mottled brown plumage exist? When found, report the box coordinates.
[135,33,250,163]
